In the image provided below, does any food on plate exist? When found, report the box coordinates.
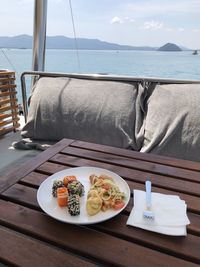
[52,180,64,197]
[86,174,126,216]
[89,174,99,185]
[89,174,113,185]
[57,187,68,207]
[51,172,126,218]
[52,175,84,216]
[68,194,80,216]
[86,190,102,216]
[67,180,84,196]
[63,175,77,186]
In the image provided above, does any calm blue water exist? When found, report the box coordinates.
[0,49,199,103]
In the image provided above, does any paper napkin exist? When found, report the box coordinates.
[127,190,190,236]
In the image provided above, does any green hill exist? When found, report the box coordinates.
[157,43,182,51]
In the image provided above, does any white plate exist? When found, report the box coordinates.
[37,166,130,225]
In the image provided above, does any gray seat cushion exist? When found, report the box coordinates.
[22,77,142,150]
[141,83,200,161]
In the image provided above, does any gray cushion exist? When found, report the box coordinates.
[141,83,200,161]
[22,77,140,149]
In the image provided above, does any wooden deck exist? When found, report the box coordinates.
[0,70,20,136]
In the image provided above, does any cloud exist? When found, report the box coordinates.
[141,20,164,30]
[110,16,135,24]
[166,28,174,32]
[192,28,200,32]
[124,16,135,22]
[110,16,123,24]
[178,28,185,32]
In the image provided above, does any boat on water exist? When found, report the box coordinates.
[1,0,200,175]
[193,50,198,55]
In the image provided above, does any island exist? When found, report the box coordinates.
[157,43,182,52]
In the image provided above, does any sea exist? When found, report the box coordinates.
[0,48,199,104]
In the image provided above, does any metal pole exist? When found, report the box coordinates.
[32,0,48,72]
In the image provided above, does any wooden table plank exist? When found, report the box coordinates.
[61,146,200,183]
[2,183,200,236]
[93,214,200,264]
[1,183,38,208]
[19,167,200,214]
[0,226,97,267]
[37,161,70,174]
[0,200,198,267]
[20,172,49,187]
[49,153,200,197]
[71,140,200,171]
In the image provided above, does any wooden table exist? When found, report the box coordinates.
[0,138,200,267]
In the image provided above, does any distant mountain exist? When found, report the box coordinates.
[0,34,32,49]
[0,35,187,52]
[0,34,158,51]
[157,43,182,51]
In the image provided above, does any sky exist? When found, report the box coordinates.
[0,0,199,49]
